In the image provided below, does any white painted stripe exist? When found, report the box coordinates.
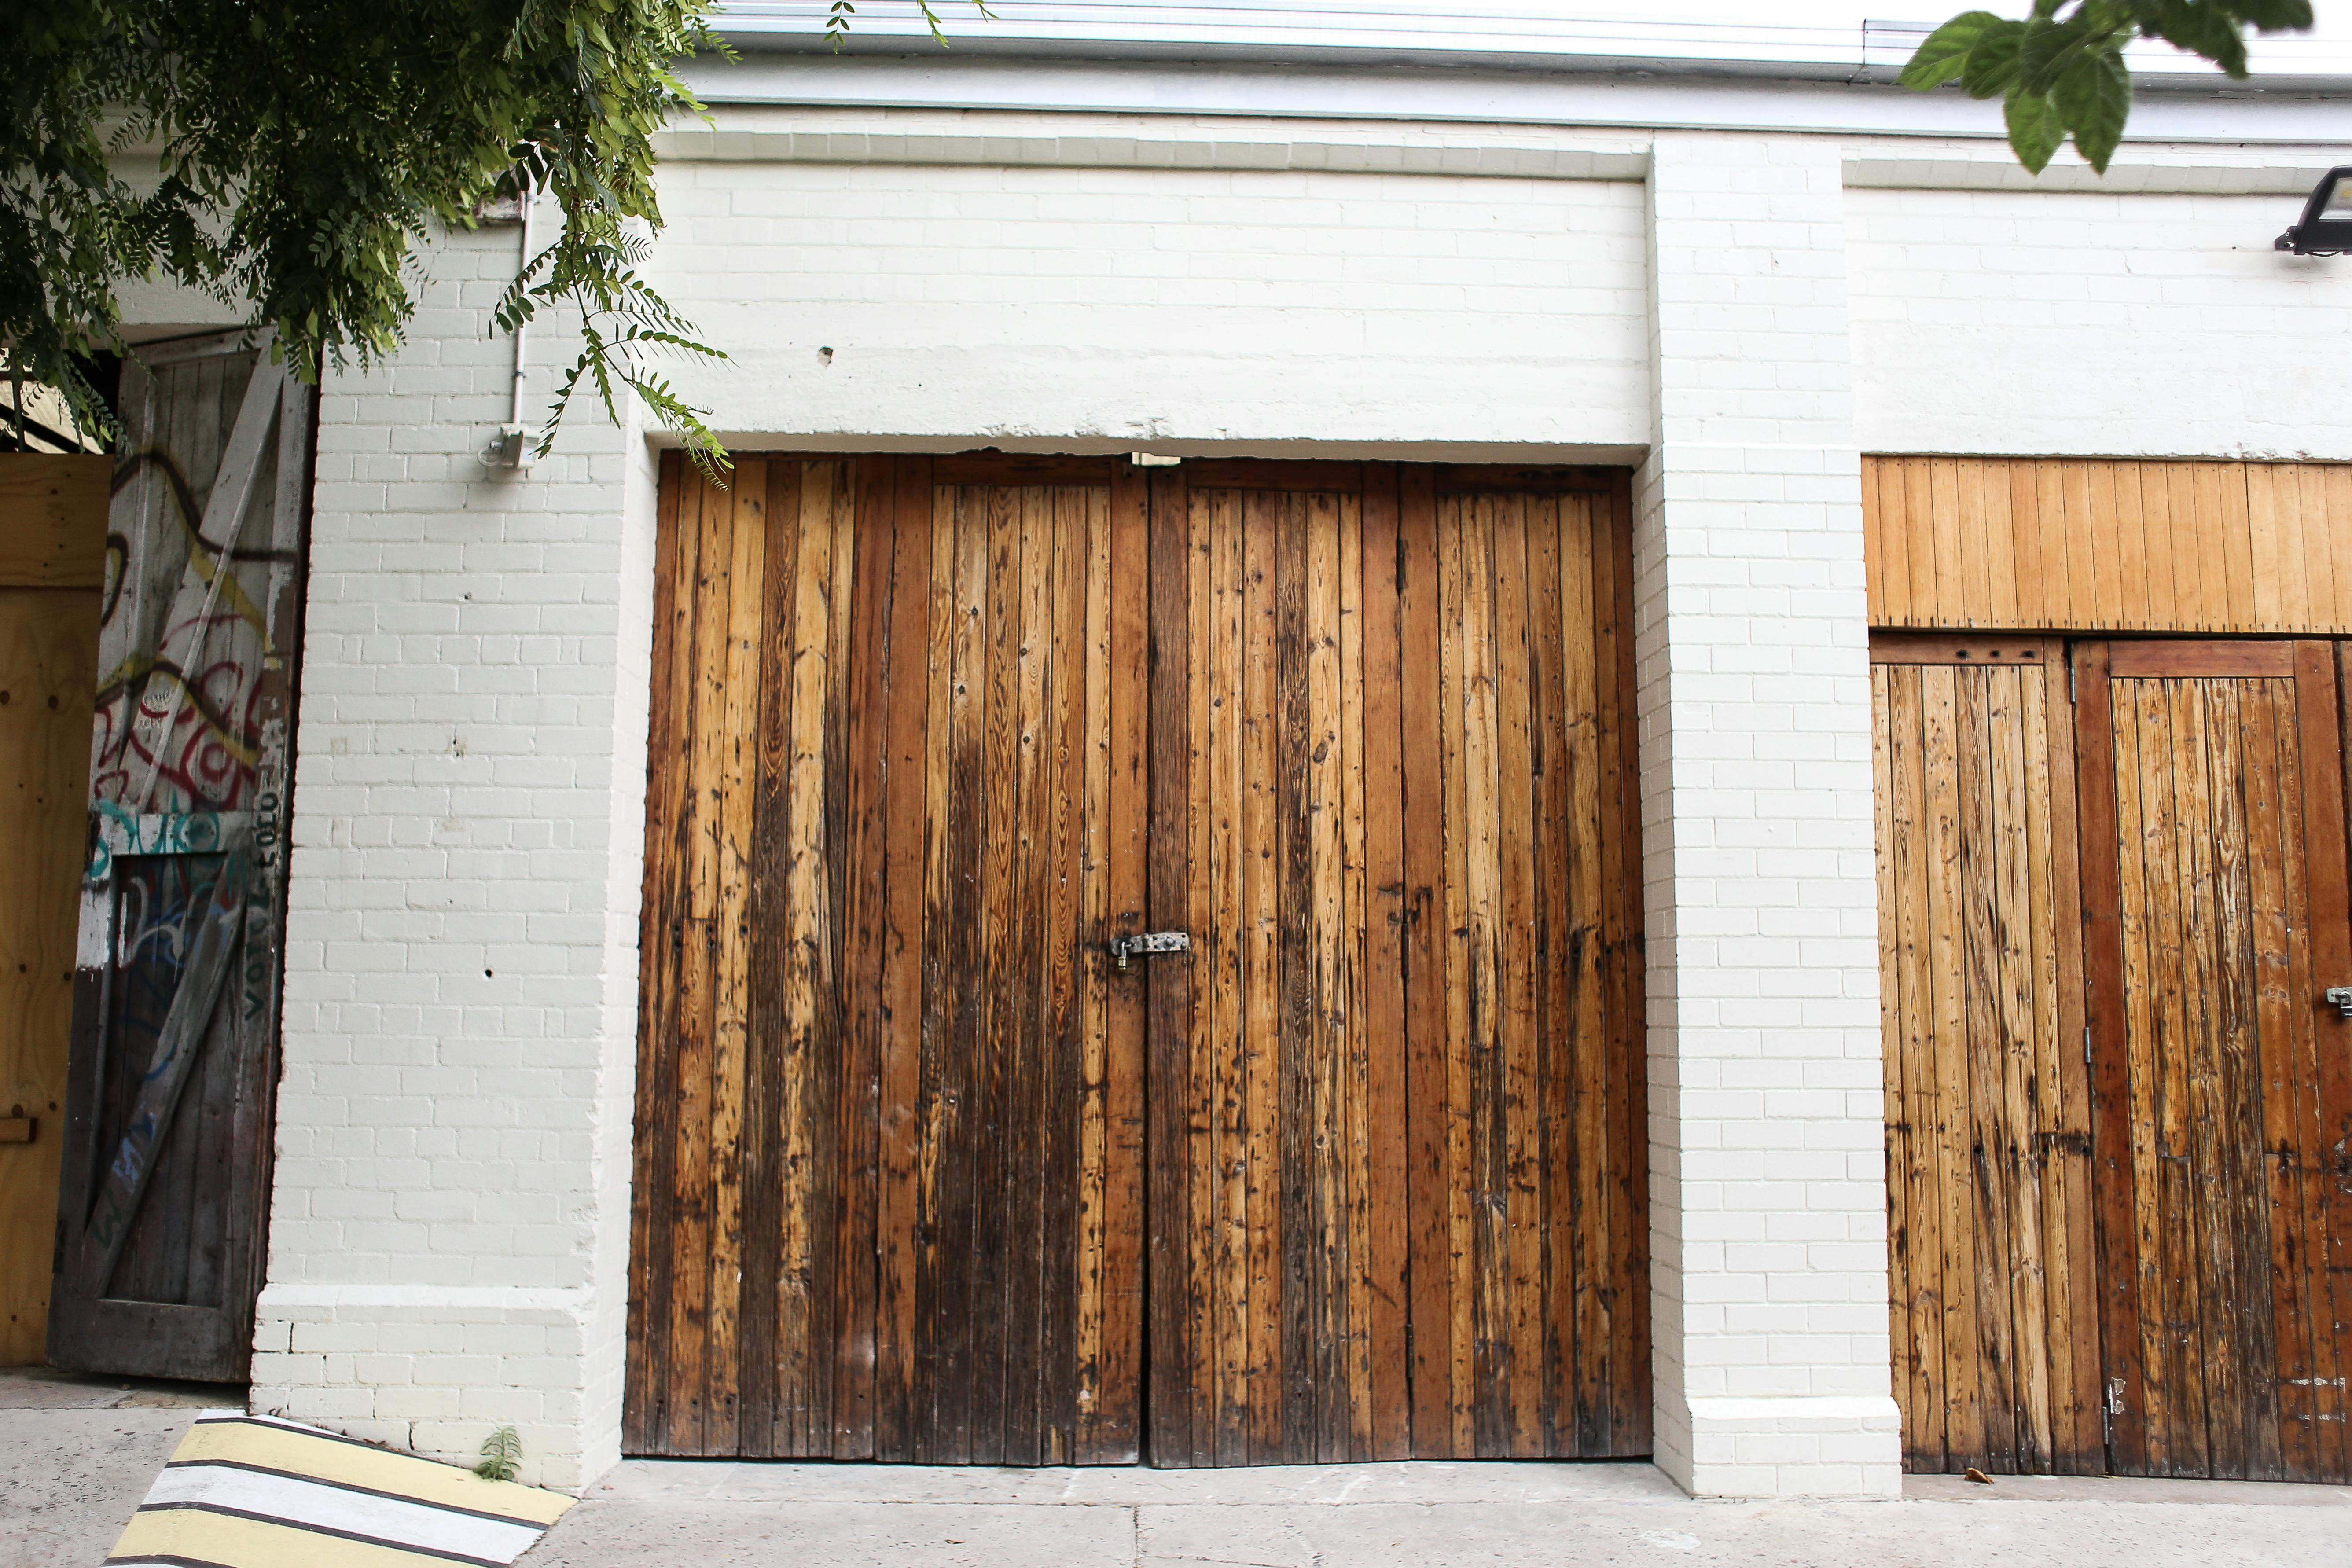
[141,1466,545,1564]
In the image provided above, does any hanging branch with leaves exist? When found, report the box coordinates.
[1902,0,2315,172]
[6,0,991,474]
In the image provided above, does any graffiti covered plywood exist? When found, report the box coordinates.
[48,335,311,1382]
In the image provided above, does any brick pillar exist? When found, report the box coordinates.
[250,213,657,1491]
[1637,131,1902,1498]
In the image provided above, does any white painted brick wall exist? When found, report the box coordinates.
[191,106,2352,1504]
[1849,186,2352,459]
[1635,131,1901,1499]
[250,205,656,1492]
[647,159,1651,454]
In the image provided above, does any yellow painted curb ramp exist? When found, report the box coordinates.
[108,1410,573,1567]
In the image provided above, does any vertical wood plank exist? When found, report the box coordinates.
[1397,468,1450,1458]
[1874,662,1914,1460]
[2299,643,2352,1484]
[1485,497,1541,1454]
[2007,464,2047,635]
[874,458,934,1460]
[831,456,893,1458]
[1536,495,1588,1453]
[1185,482,1222,1468]
[626,454,696,1453]
[1206,488,1252,1466]
[1954,670,2016,1471]
[702,460,769,1459]
[1147,466,1198,1466]
[1599,477,1649,1451]
[1338,485,1375,1462]
[1889,663,1947,1469]
[1094,463,1151,1464]
[1921,663,1983,1466]
[2075,642,2153,1476]
[1305,489,1349,1463]
[740,461,802,1456]
[667,467,734,1453]
[1358,466,1411,1462]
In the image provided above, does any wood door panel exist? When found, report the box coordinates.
[1144,464,1648,1465]
[46,347,309,1384]
[2077,639,2352,1485]
[625,456,1148,1462]
[631,454,1646,1465]
[1868,637,2101,1474]
[0,576,100,1365]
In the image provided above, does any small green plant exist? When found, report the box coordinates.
[475,1425,523,1483]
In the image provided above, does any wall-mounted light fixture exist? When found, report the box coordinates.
[2276,166,2352,255]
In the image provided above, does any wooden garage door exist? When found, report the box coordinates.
[625,454,1647,1464]
[2076,640,2352,1485]
[1143,463,1647,1464]
[1871,638,2102,1475]
[625,455,1148,1463]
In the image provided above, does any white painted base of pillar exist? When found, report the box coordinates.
[1655,1394,1903,1499]
[250,1284,617,1492]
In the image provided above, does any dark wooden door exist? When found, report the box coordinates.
[48,335,312,1382]
[2076,639,2352,1484]
[1142,462,1648,1464]
[625,455,1150,1462]
[628,455,1649,1464]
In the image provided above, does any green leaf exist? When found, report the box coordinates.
[1900,10,2008,87]
[475,1426,523,1483]
[2231,0,2315,29]
[2057,48,2134,171]
[2149,0,2249,73]
[2018,13,2091,92]
[1959,20,2029,98]
[2004,86,2066,173]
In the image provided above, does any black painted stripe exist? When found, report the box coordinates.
[133,1501,507,1568]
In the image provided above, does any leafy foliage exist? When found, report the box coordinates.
[6,0,749,471]
[475,1424,524,1482]
[825,0,992,49]
[1902,0,2314,172]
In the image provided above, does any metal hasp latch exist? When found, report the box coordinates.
[1111,931,1190,972]
[2326,986,2352,1019]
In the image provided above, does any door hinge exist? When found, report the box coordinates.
[2084,1026,2093,1066]
[2069,660,2078,704]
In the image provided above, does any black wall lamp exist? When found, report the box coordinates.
[2276,166,2352,255]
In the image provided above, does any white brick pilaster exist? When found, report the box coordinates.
[252,208,656,1491]
[1637,131,1900,1498]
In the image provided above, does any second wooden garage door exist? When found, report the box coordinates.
[624,454,1648,1465]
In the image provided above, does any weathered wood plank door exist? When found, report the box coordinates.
[48,335,313,1382]
[2076,639,2352,1485]
[0,456,107,1364]
[1142,462,1647,1464]
[628,455,1648,1463]
[1869,637,2102,1474]
[625,455,1150,1462]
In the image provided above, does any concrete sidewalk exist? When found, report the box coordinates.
[520,1458,2352,1567]
[0,1367,230,1567]
[5,1366,2347,1568]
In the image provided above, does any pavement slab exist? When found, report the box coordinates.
[5,1375,2348,1568]
[519,1460,2352,1568]
[0,1366,235,1568]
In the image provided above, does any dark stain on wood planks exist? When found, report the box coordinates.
[627,455,1651,1465]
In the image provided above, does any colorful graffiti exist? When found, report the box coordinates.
[58,345,305,1315]
[89,437,293,817]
